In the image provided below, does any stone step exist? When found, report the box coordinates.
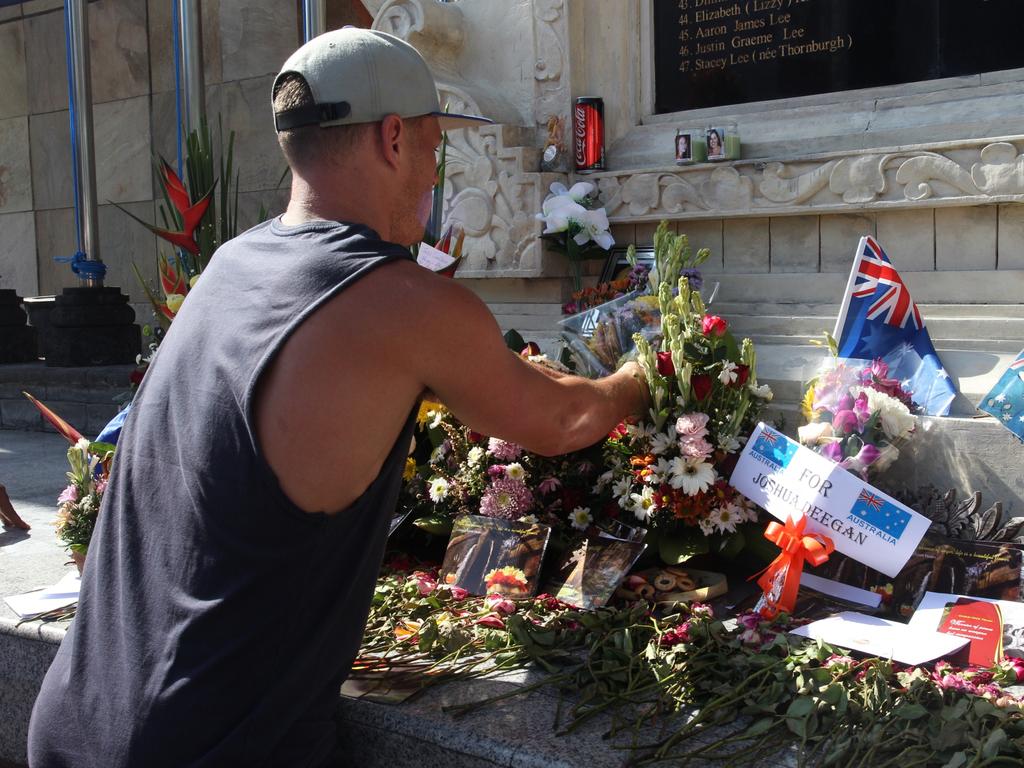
[712,271,1024,305]
[711,301,1024,319]
[726,314,1024,343]
[742,333,1024,355]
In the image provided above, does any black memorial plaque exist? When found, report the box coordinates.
[654,0,1024,113]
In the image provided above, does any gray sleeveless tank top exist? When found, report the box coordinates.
[29,219,417,767]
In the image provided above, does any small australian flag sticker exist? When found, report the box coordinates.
[750,427,798,469]
[850,489,911,539]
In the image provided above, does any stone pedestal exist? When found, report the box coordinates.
[45,287,141,367]
[0,289,37,363]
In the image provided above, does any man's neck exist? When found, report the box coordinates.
[281,175,389,238]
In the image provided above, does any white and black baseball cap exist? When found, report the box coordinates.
[272,28,492,132]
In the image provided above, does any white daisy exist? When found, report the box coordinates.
[505,462,526,481]
[593,469,614,491]
[649,457,674,485]
[710,502,741,533]
[467,447,485,466]
[649,431,675,455]
[570,506,593,531]
[718,361,738,385]
[428,477,449,502]
[612,476,634,502]
[717,434,741,453]
[698,517,715,536]
[629,486,656,522]
[669,458,716,496]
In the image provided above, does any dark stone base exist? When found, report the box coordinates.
[0,289,37,364]
[45,287,141,367]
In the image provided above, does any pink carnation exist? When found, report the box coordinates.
[675,412,710,440]
[679,436,714,459]
[487,438,523,461]
[57,485,78,505]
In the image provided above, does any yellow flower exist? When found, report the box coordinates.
[165,293,186,315]
[189,274,201,289]
[403,457,417,481]
[416,399,445,427]
[800,386,818,423]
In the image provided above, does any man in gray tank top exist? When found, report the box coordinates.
[29,28,650,768]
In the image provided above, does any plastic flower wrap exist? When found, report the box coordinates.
[558,290,662,378]
[798,358,918,481]
[590,226,774,564]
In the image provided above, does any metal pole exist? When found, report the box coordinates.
[67,0,101,285]
[177,0,206,136]
[302,0,326,42]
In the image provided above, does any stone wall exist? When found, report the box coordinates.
[0,0,370,322]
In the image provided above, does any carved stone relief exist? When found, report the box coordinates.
[532,0,570,144]
[593,140,1024,221]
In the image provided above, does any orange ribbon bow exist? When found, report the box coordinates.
[753,515,835,620]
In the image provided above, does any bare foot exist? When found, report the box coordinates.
[0,484,30,530]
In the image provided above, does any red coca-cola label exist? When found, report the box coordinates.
[573,99,604,172]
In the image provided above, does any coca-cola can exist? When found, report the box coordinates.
[573,97,604,173]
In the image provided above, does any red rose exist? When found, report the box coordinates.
[691,374,713,400]
[521,342,541,357]
[129,367,146,386]
[656,351,675,376]
[734,364,750,387]
[467,431,483,443]
[702,315,728,337]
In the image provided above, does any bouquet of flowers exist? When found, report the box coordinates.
[55,438,112,568]
[561,263,650,316]
[798,357,918,480]
[558,289,662,378]
[399,400,605,541]
[590,226,774,564]
[536,181,614,291]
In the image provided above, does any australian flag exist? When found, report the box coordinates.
[750,426,799,469]
[850,489,912,539]
[978,347,1024,442]
[833,236,957,416]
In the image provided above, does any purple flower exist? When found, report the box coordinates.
[820,441,844,462]
[681,268,703,291]
[480,477,535,520]
[853,391,871,425]
[832,409,860,435]
[487,465,506,479]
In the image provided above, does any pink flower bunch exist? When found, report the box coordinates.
[57,485,78,505]
[675,412,714,460]
[487,438,523,461]
[479,476,535,520]
[857,359,914,407]
[660,621,692,647]
[485,594,517,615]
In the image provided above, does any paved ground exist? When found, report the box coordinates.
[0,429,80,619]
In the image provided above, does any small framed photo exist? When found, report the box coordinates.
[706,126,726,160]
[600,245,655,284]
[674,131,692,164]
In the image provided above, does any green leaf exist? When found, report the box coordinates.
[894,703,928,720]
[982,728,1007,758]
[740,718,775,738]
[786,696,814,718]
[503,329,526,352]
[658,530,709,564]
[717,529,745,559]
[940,753,967,768]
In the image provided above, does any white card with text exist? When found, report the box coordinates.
[730,423,930,577]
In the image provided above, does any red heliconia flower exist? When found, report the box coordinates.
[656,351,675,376]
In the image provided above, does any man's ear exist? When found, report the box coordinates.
[378,115,405,170]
